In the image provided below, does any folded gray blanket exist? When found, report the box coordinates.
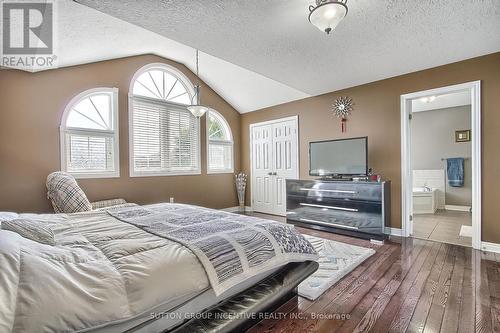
[109,203,318,296]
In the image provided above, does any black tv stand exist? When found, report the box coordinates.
[286,179,390,242]
[319,176,353,181]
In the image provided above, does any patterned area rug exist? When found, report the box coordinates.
[298,235,376,300]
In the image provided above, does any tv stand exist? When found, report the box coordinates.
[286,179,390,241]
[319,176,353,181]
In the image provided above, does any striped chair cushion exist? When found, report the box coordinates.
[46,172,92,213]
[2,218,55,246]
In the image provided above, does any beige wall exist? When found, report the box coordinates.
[0,54,241,212]
[1,52,499,242]
[241,52,500,243]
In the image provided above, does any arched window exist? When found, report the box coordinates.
[207,110,233,173]
[129,63,200,176]
[60,88,119,178]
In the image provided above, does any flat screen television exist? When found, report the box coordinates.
[309,137,368,177]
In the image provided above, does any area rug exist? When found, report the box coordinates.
[459,225,473,237]
[298,235,376,301]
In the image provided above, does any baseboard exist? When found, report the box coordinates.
[445,205,471,212]
[220,206,253,213]
[384,227,402,237]
[220,206,240,212]
[481,242,500,254]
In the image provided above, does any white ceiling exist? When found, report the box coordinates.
[14,1,500,113]
[412,91,471,113]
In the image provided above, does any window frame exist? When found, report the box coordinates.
[128,63,201,177]
[60,87,120,179]
[206,109,234,174]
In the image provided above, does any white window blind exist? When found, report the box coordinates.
[60,88,119,179]
[67,135,114,172]
[130,96,200,176]
[207,110,233,173]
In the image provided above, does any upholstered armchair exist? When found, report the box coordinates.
[46,171,130,214]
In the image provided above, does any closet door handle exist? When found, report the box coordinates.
[268,172,273,176]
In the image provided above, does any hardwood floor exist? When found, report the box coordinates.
[246,223,500,333]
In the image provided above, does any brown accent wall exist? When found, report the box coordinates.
[241,53,500,243]
[0,54,241,212]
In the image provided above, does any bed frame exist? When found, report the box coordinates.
[128,261,318,333]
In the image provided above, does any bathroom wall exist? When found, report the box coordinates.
[411,105,472,207]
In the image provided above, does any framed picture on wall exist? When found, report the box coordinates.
[455,130,471,142]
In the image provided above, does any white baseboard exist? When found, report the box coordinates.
[481,242,500,254]
[220,206,253,213]
[445,205,471,212]
[384,227,402,237]
[220,206,239,212]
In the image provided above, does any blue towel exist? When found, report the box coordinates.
[447,158,464,187]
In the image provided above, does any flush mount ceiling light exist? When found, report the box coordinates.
[309,0,348,35]
[187,49,209,118]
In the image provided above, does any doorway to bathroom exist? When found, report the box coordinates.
[400,82,481,249]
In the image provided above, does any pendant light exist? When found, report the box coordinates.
[187,49,209,117]
[309,0,348,35]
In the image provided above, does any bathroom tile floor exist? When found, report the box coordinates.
[412,210,472,247]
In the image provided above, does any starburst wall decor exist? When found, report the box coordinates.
[333,96,354,133]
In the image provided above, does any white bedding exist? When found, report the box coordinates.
[0,206,316,333]
[0,210,209,332]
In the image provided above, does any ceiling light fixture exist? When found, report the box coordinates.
[308,0,348,35]
[187,49,209,118]
[420,96,437,103]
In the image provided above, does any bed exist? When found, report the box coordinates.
[0,203,318,333]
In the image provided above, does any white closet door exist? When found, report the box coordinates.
[250,116,298,216]
[272,119,298,216]
[251,124,274,215]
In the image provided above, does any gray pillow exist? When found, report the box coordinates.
[2,218,55,246]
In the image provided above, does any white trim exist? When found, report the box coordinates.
[249,115,299,215]
[400,81,481,249]
[206,109,234,174]
[249,115,299,128]
[220,206,254,213]
[384,227,403,237]
[445,205,471,212]
[128,62,195,100]
[481,242,500,254]
[220,206,240,212]
[60,87,120,179]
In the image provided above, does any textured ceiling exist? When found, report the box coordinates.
[76,0,500,98]
[8,0,308,113]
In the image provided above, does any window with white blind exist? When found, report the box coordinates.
[129,63,200,177]
[207,110,233,174]
[60,88,119,178]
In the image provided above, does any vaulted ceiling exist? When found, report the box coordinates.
[23,1,500,113]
